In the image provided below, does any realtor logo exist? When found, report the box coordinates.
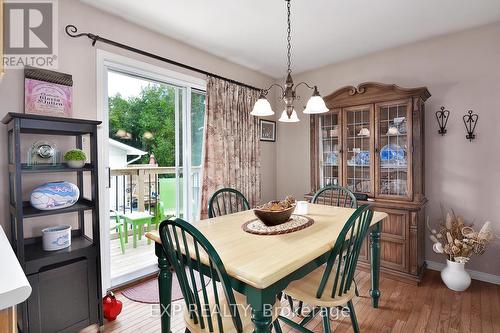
[3,0,58,68]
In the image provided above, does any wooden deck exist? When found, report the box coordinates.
[110,235,157,286]
[80,270,500,333]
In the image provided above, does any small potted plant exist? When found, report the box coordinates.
[64,149,86,168]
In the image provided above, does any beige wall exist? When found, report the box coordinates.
[275,22,500,276]
[0,0,276,237]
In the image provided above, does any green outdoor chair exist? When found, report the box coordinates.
[207,188,250,218]
[111,210,126,254]
[155,178,179,227]
[158,218,282,333]
[278,205,374,333]
[311,185,357,208]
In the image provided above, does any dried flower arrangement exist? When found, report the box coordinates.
[428,207,498,264]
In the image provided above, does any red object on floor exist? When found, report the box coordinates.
[103,291,123,321]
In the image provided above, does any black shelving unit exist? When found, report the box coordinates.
[3,113,102,333]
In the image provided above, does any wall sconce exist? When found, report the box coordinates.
[463,109,478,142]
[435,106,450,135]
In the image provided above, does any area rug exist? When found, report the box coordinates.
[121,271,209,304]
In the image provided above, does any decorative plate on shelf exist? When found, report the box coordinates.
[355,150,370,165]
[380,144,405,162]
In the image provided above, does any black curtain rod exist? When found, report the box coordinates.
[65,25,261,91]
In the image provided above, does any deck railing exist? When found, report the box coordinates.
[110,165,202,216]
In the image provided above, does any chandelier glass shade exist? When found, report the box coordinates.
[279,109,299,122]
[250,93,274,116]
[251,0,329,122]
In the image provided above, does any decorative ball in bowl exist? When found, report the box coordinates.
[253,196,296,226]
[64,149,86,168]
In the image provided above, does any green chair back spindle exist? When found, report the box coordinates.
[208,188,250,218]
[316,204,373,299]
[311,185,357,208]
[159,218,244,333]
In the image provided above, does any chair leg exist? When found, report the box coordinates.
[347,301,360,333]
[286,295,294,311]
[118,225,125,254]
[321,307,331,333]
[297,300,304,316]
[146,220,152,245]
[185,328,191,333]
[273,320,283,333]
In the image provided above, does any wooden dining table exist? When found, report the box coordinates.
[146,203,387,333]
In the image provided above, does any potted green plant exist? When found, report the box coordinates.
[64,149,86,168]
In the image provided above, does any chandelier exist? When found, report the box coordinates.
[251,0,329,122]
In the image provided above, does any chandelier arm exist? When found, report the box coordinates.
[294,82,315,93]
[262,83,286,97]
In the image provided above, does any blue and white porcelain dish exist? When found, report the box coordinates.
[30,181,80,210]
[380,144,406,162]
[355,151,370,165]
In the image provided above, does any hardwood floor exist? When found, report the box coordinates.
[84,270,500,333]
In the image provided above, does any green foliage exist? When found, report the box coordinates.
[191,90,206,166]
[108,84,205,167]
[64,149,86,161]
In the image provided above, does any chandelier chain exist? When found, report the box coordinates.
[286,0,292,74]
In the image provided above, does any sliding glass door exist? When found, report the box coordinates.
[98,51,206,289]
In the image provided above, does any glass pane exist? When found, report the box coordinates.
[378,103,408,196]
[346,108,371,194]
[190,90,206,221]
[319,113,340,187]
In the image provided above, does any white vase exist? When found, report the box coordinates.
[441,259,471,291]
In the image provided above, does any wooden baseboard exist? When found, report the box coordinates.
[0,307,17,333]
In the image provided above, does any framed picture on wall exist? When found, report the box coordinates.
[260,119,276,142]
[24,66,73,117]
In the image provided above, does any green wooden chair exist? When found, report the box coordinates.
[208,188,250,218]
[159,218,282,333]
[111,210,126,254]
[154,178,179,228]
[278,204,374,333]
[311,185,357,208]
[288,185,359,315]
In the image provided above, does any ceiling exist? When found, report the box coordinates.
[80,0,500,78]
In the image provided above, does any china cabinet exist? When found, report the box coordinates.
[309,82,430,284]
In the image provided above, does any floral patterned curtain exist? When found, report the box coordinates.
[200,76,261,219]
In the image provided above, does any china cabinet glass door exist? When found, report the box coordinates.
[343,105,374,196]
[319,111,341,187]
[375,100,412,199]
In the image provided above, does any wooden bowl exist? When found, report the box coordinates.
[253,204,295,226]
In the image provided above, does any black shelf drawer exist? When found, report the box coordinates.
[26,258,99,333]
[25,236,96,275]
[18,199,95,218]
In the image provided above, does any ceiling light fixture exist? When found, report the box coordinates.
[251,0,329,121]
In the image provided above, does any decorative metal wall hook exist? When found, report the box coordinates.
[462,109,478,141]
[435,106,450,135]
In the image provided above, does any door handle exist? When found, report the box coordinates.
[107,167,111,189]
